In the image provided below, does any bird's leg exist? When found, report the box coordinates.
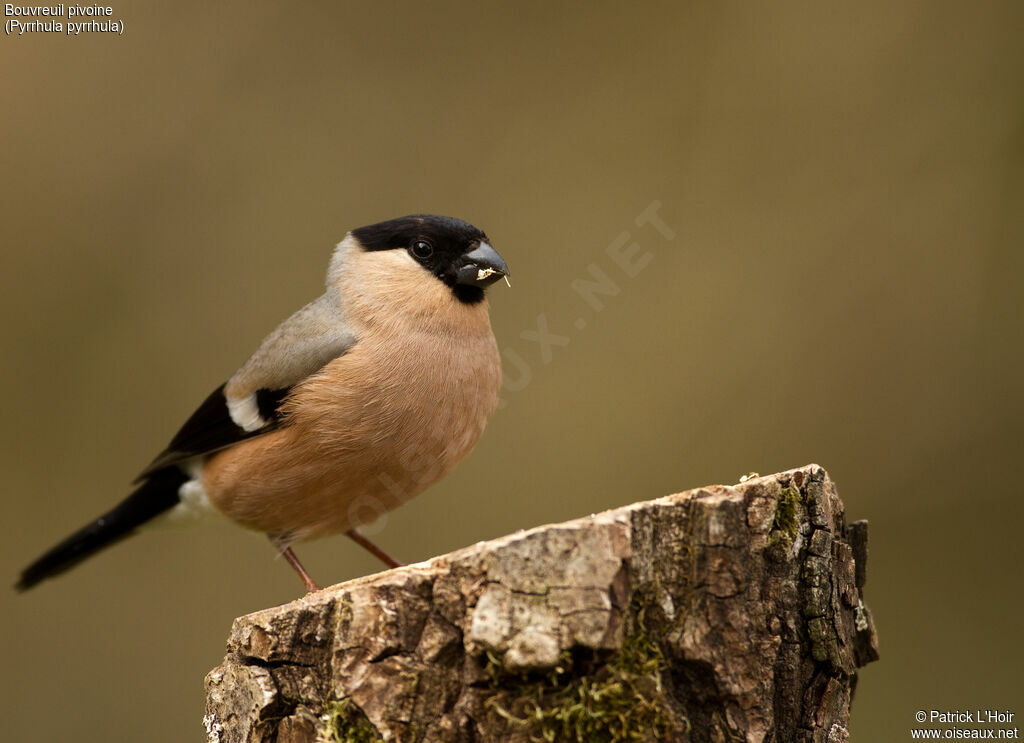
[346,528,404,569]
[269,535,320,593]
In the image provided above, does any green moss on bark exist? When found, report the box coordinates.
[484,627,682,742]
[324,699,382,743]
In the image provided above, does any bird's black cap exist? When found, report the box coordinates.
[352,215,487,252]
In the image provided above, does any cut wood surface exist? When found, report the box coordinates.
[204,464,878,742]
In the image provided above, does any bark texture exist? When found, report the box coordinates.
[204,464,878,743]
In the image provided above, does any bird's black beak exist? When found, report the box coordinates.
[455,242,510,287]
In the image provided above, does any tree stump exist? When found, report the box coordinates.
[204,464,878,742]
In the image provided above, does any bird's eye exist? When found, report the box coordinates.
[411,240,434,259]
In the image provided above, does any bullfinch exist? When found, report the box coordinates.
[17,214,509,593]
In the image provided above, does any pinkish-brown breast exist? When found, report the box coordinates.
[201,262,502,541]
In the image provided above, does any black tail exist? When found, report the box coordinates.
[16,467,188,591]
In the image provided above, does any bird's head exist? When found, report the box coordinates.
[347,215,509,305]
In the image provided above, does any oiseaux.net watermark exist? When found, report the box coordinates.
[910,709,1018,739]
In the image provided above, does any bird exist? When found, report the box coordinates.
[16,214,509,593]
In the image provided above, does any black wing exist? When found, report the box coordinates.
[136,292,357,480]
[134,383,291,481]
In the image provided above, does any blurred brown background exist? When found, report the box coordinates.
[2,1,1021,740]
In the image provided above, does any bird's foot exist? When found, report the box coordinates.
[269,535,321,592]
